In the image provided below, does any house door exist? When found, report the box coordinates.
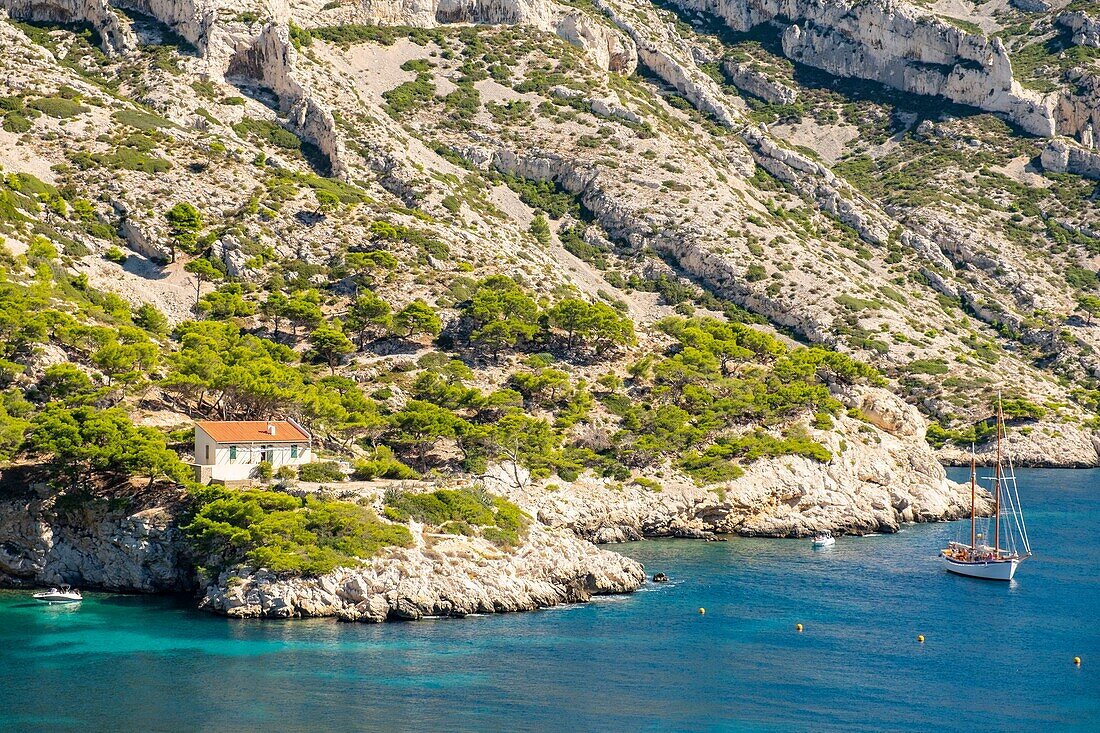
[261,445,273,463]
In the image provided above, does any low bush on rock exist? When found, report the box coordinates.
[28,96,88,118]
[383,487,528,547]
[184,487,412,576]
[297,461,346,483]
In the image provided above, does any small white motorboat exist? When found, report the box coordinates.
[811,531,835,548]
[32,584,83,604]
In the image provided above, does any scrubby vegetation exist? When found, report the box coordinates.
[383,486,528,547]
[184,487,413,575]
[5,7,1098,591]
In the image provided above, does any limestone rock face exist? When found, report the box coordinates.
[199,522,646,620]
[836,385,925,439]
[938,421,1100,468]
[663,0,1060,137]
[229,22,349,178]
[494,386,979,541]
[0,495,193,592]
[594,0,739,126]
[1060,10,1100,49]
[112,0,224,53]
[1,0,138,54]
[290,0,637,72]
[1042,137,1100,180]
[555,9,638,74]
[1011,0,1051,11]
[724,60,798,105]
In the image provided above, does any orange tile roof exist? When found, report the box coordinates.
[195,421,310,444]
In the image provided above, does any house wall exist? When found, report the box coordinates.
[194,426,312,482]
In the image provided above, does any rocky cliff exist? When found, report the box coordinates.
[0,486,193,592]
[488,385,986,542]
[655,0,1056,135]
[0,479,646,620]
[200,521,645,620]
[1060,9,1100,50]
[1043,136,1100,180]
[2,0,138,54]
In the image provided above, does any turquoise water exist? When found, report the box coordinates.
[1,468,1096,732]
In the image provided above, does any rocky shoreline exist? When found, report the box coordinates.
[0,386,1040,622]
[490,388,988,543]
[937,421,1100,468]
[199,522,645,621]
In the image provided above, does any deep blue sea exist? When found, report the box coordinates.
[1,468,1096,732]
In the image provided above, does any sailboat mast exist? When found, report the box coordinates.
[994,395,1002,555]
[970,448,976,550]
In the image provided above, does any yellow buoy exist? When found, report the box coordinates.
[1074,656,1081,666]
[698,607,705,615]
[918,635,925,643]
[796,623,803,632]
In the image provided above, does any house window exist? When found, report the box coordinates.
[205,445,210,461]
[229,445,237,461]
[291,445,298,459]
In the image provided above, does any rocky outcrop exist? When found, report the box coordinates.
[594,0,740,126]
[744,127,893,246]
[199,521,645,620]
[291,0,637,72]
[938,421,1100,468]
[227,22,348,178]
[724,60,798,105]
[555,8,638,74]
[112,0,222,52]
[0,490,193,592]
[661,0,1059,137]
[550,85,642,124]
[0,482,644,621]
[1,0,138,54]
[1060,10,1100,49]
[3,0,349,177]
[1041,137,1100,180]
[1011,0,1051,11]
[491,386,981,541]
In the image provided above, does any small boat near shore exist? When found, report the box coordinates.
[940,395,1032,581]
[811,531,835,548]
[32,585,83,604]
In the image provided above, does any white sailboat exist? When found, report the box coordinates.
[940,395,1032,581]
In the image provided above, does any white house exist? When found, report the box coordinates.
[194,420,312,484]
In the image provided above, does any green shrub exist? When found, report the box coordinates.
[134,303,168,334]
[77,148,172,173]
[183,487,412,576]
[28,96,88,118]
[112,109,172,131]
[352,446,418,480]
[383,487,528,547]
[905,358,950,375]
[297,461,346,483]
[383,74,435,117]
[254,460,273,481]
[310,24,399,47]
[104,246,127,264]
[232,118,301,150]
[2,113,31,133]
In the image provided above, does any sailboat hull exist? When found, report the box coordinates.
[941,554,1019,581]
